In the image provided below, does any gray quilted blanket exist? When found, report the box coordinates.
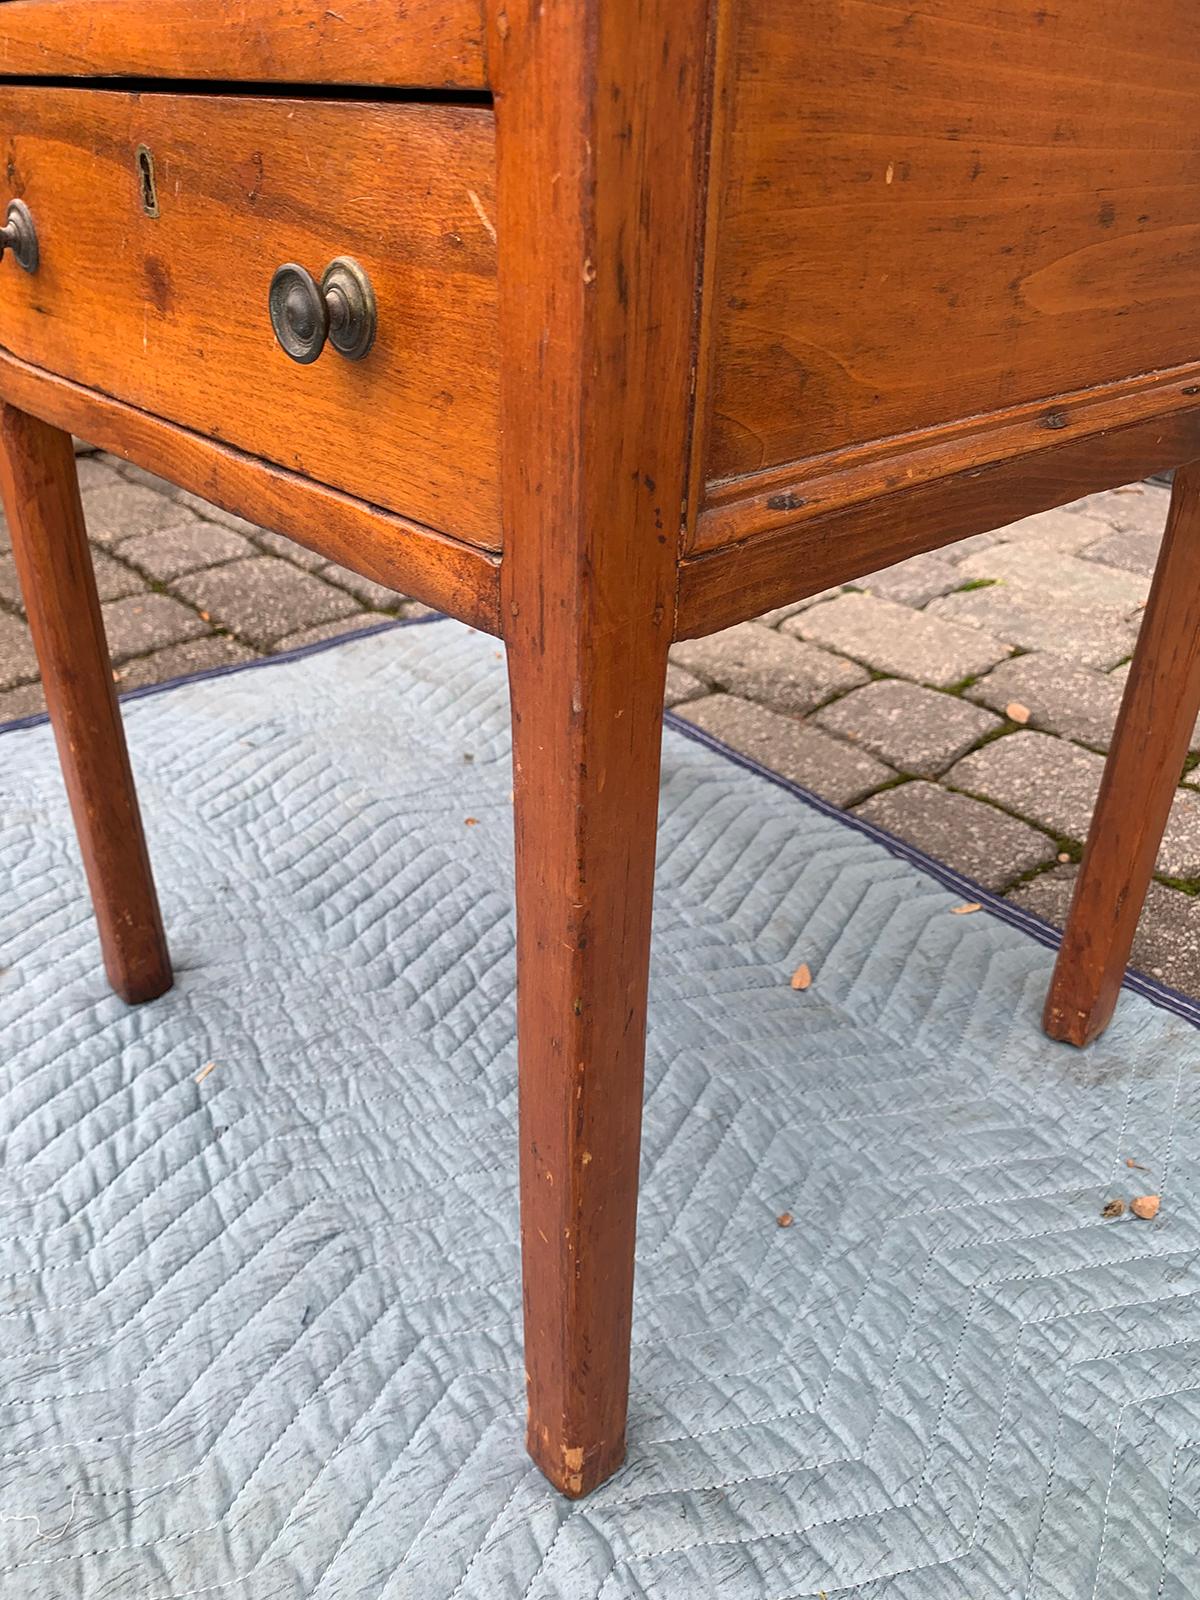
[1,618,1197,1599]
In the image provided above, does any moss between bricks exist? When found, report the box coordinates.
[1156,875,1200,899]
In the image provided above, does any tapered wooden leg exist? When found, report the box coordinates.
[509,628,670,1497]
[1044,461,1200,1045]
[490,0,708,1496]
[0,405,171,1003]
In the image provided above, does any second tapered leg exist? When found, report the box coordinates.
[1044,461,1200,1046]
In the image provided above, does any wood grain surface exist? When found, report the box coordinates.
[695,0,1200,531]
[0,403,172,1003]
[0,87,500,546]
[0,0,487,88]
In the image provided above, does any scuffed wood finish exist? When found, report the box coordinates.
[493,0,710,1496]
[0,0,487,88]
[675,406,1200,638]
[0,404,171,1003]
[0,349,502,635]
[0,88,500,547]
[694,0,1200,539]
[1044,464,1200,1046]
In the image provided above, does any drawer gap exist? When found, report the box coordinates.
[0,76,493,108]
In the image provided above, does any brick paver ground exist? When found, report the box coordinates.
[1,450,1195,998]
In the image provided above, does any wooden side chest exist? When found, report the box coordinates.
[0,0,1197,1497]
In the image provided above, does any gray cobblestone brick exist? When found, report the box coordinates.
[665,663,707,707]
[320,562,407,610]
[83,480,198,544]
[1063,483,1170,537]
[173,557,359,649]
[671,622,868,713]
[272,614,391,653]
[101,594,209,664]
[789,592,1012,686]
[105,458,184,497]
[858,552,964,607]
[1006,866,1200,996]
[675,693,893,805]
[927,587,1138,670]
[815,679,1002,776]
[1079,529,1161,578]
[91,551,145,603]
[120,521,256,581]
[0,548,139,609]
[755,589,845,627]
[954,542,1150,613]
[0,610,38,690]
[113,635,256,691]
[0,680,45,721]
[173,492,268,540]
[966,654,1128,750]
[947,729,1200,877]
[942,531,1004,563]
[251,529,330,571]
[981,507,1114,554]
[0,553,20,609]
[74,455,125,494]
[854,781,1057,890]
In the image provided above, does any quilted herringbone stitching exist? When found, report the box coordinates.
[1,619,1198,1599]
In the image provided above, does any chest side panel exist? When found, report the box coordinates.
[699,0,1200,522]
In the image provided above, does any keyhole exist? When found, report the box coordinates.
[137,146,159,218]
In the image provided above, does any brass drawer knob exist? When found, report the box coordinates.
[268,257,376,365]
[0,201,38,274]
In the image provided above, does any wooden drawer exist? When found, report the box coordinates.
[0,0,487,89]
[0,88,501,548]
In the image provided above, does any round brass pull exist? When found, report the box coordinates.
[268,257,376,365]
[0,201,38,274]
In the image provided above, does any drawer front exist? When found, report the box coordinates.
[0,0,487,89]
[0,89,500,548]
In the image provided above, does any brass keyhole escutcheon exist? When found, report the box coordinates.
[268,257,377,365]
[136,146,160,218]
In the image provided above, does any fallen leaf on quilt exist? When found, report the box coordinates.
[790,963,812,991]
[951,902,983,916]
[1131,1195,1161,1220]
[1100,1198,1125,1219]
